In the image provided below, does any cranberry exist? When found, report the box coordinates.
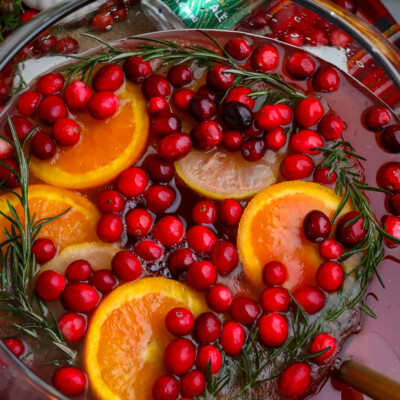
[172,89,195,112]
[20,9,39,23]
[91,12,115,31]
[314,166,338,185]
[241,138,267,161]
[134,240,163,261]
[97,190,125,213]
[35,270,65,301]
[280,29,304,47]
[242,10,268,29]
[144,185,175,213]
[168,249,195,276]
[265,127,285,151]
[222,101,252,131]
[32,35,58,55]
[381,125,400,153]
[225,87,255,109]
[31,132,56,160]
[145,155,174,182]
[191,121,223,150]
[168,65,192,87]
[230,297,260,325]
[187,261,217,291]
[243,118,263,138]
[219,199,242,226]
[154,216,184,247]
[53,118,80,146]
[210,241,238,275]
[5,116,33,141]
[390,193,400,215]
[0,159,19,188]
[117,167,148,197]
[66,259,93,282]
[55,37,79,54]
[165,307,194,336]
[148,96,169,115]
[195,312,221,343]
[303,210,331,243]
[63,283,99,313]
[93,64,124,92]
[152,375,179,400]
[197,85,218,102]
[192,200,217,225]
[281,154,314,180]
[224,38,252,60]
[317,261,344,291]
[256,105,282,130]
[164,338,195,376]
[313,67,340,93]
[186,225,217,253]
[123,56,152,84]
[125,208,152,237]
[32,238,56,263]
[3,338,24,357]
[258,313,288,347]
[91,269,116,292]
[220,322,246,356]
[336,211,367,247]
[96,213,123,242]
[319,115,344,141]
[0,139,13,159]
[276,104,293,125]
[279,362,311,398]
[58,313,86,342]
[260,287,290,313]
[181,370,205,397]
[87,91,118,120]
[364,107,391,132]
[64,81,92,110]
[206,65,234,92]
[158,132,192,161]
[206,285,233,313]
[112,251,141,281]
[151,111,181,137]
[329,28,352,47]
[38,95,68,125]
[320,239,343,260]
[251,45,279,72]
[380,163,400,191]
[223,130,243,150]
[52,367,86,396]
[286,52,316,79]
[295,97,324,128]
[142,75,171,99]
[383,216,400,246]
[293,286,325,314]
[17,90,41,117]
[290,129,323,155]
[196,345,222,374]
[189,95,217,121]
[305,29,329,46]
[36,73,64,96]
[310,333,338,364]
[263,261,287,286]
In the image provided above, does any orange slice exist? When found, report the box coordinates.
[0,185,100,251]
[29,83,149,189]
[84,277,208,400]
[238,181,352,291]
[175,147,282,200]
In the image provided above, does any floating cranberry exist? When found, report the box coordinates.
[222,101,252,131]
[220,322,246,356]
[112,251,142,281]
[151,111,181,137]
[165,307,194,336]
[168,65,192,87]
[164,338,195,376]
[117,167,148,197]
[168,248,196,276]
[380,163,400,191]
[225,38,252,60]
[303,210,331,243]
[206,65,234,92]
[66,259,93,282]
[142,75,171,99]
[313,67,340,93]
[187,261,217,291]
[31,132,56,160]
[96,213,123,242]
[320,239,343,260]
[3,338,24,357]
[223,130,243,150]
[313,166,338,185]
[210,241,238,275]
[336,211,367,247]
[390,193,400,215]
[310,333,338,363]
[152,375,179,400]
[280,29,304,47]
[35,270,65,301]
[194,312,221,343]
[56,37,79,54]
[197,85,218,102]
[17,90,41,117]
[134,240,163,261]
[91,12,115,31]
[189,95,217,121]
[383,216,400,246]
[263,261,287,286]
[5,116,33,141]
[280,154,314,180]
[93,64,124,92]
[97,190,125,213]
[0,159,19,188]
[158,132,192,161]
[32,34,58,55]
[251,44,279,72]
[260,287,290,313]
[329,28,352,47]
[58,313,86,343]
[196,345,222,374]
[286,52,316,79]
[276,104,293,125]
[293,286,325,314]
[241,138,267,161]
[186,225,217,253]
[290,129,323,155]
[265,127,286,151]
[181,370,205,397]
[279,362,311,398]
[153,216,184,247]
[256,105,282,130]
[192,200,217,225]
[172,88,195,112]
[144,185,175,213]
[145,155,174,182]
[242,10,268,29]
[258,313,288,346]
[319,115,344,141]
[123,56,152,83]
[191,121,223,150]
[225,87,255,109]
[148,96,169,115]
[219,199,242,226]
[206,285,233,313]
[36,73,64,96]
[295,97,324,128]
[52,367,87,397]
[381,125,400,153]
[63,283,99,313]
[64,81,92,110]
[317,261,344,291]
[305,29,329,46]
[230,297,260,325]
[87,91,118,120]
[53,118,80,146]
[32,238,56,263]
[125,208,152,238]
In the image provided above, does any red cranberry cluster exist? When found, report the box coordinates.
[90,0,135,32]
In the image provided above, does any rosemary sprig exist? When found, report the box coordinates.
[0,117,76,363]
[61,32,306,100]
[0,0,24,41]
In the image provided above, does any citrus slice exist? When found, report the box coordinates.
[175,147,281,200]
[84,277,208,400]
[0,185,100,251]
[29,83,149,189]
[238,181,352,291]
[39,242,119,276]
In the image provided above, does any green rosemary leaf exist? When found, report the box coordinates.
[359,302,377,319]
[297,347,331,360]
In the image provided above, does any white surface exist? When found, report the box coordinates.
[382,0,400,23]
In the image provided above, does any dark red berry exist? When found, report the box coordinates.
[32,238,56,263]
[206,285,233,313]
[191,121,223,150]
[310,333,338,364]
[64,81,92,110]
[219,199,242,226]
[317,261,344,291]
[97,190,125,213]
[144,185,175,213]
[148,96,169,115]
[52,367,87,396]
[364,107,391,131]
[380,163,400,191]
[265,127,286,151]
[93,64,124,92]
[142,75,170,99]
[330,28,352,47]
[383,215,400,246]
[242,10,268,29]
[230,297,260,325]
[206,65,234,92]
[158,132,192,161]
[279,362,311,398]
[189,95,217,121]
[186,225,217,253]
[168,248,196,276]
[303,210,331,243]
[286,52,316,79]
[134,240,163,261]
[290,129,323,155]
[194,312,221,343]
[187,261,217,291]
[222,101,252,131]
[293,286,325,314]
[258,313,288,346]
[165,307,194,336]
[313,67,340,93]
[96,213,123,242]
[0,139,13,159]
[63,283,99,313]
[389,193,400,215]
[17,90,41,117]
[111,251,141,281]
[172,88,195,112]
[0,159,19,188]
[151,111,181,137]
[153,216,184,247]
[256,105,282,130]
[219,322,246,355]
[36,73,64,96]
[241,138,267,161]
[210,241,238,275]
[5,115,33,141]
[123,56,152,83]
[87,91,118,120]
[3,338,24,357]
[318,115,344,141]
[145,155,174,182]
[197,85,218,102]
[31,132,56,160]
[192,200,217,224]
[263,261,287,286]
[53,118,80,146]
[181,370,205,397]
[126,208,153,237]
[276,104,293,125]
[336,211,367,247]
[152,375,179,400]
[225,86,255,109]
[196,345,222,374]
[55,36,79,54]
[381,125,400,153]
[91,12,115,31]
[168,65,192,88]
[66,260,93,282]
[305,29,329,46]
[319,239,343,260]
[223,130,243,150]
[58,313,86,343]
[280,154,314,180]
[295,97,324,128]
[20,9,39,23]
[251,45,279,72]
[313,167,338,185]
[117,167,148,197]
[35,270,65,301]
[164,338,195,376]
[224,38,252,60]
[260,287,290,313]
[280,29,304,47]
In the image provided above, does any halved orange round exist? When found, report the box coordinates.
[85,277,208,400]
[0,185,100,251]
[29,83,149,189]
[238,181,352,291]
